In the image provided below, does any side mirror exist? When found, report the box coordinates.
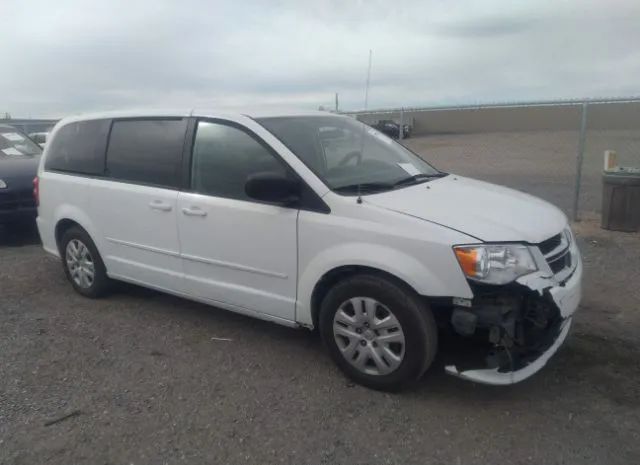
[245,171,301,205]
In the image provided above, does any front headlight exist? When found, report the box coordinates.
[0,179,6,189]
[453,244,537,285]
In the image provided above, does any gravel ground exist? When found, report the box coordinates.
[1,131,640,465]
[404,129,640,215]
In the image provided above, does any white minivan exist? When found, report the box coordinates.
[36,109,582,390]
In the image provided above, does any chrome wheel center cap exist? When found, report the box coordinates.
[363,329,376,341]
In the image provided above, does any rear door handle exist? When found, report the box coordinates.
[149,200,173,212]
[182,206,207,217]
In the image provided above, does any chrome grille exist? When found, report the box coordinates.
[538,233,563,255]
[538,230,573,277]
[547,249,572,274]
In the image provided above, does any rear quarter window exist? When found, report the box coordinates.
[44,119,110,174]
[105,118,187,189]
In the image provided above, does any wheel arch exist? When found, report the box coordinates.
[297,241,474,328]
[52,206,102,257]
[309,265,420,330]
[55,219,80,249]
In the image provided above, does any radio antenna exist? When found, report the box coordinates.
[357,49,373,204]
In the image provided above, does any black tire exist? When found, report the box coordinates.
[319,273,437,391]
[59,226,111,298]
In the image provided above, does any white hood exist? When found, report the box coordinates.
[365,175,567,243]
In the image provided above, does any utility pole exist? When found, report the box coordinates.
[364,49,372,111]
[335,93,339,113]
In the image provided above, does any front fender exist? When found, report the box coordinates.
[296,242,473,326]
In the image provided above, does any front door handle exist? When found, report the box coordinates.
[149,200,172,212]
[182,206,207,217]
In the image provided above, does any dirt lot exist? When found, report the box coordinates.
[405,129,640,215]
[2,132,640,465]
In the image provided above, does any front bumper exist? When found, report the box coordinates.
[445,248,582,385]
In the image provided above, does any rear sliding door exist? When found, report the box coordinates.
[90,118,187,292]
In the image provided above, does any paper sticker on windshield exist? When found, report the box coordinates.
[367,128,393,144]
[2,147,23,156]
[1,132,25,142]
[398,162,421,176]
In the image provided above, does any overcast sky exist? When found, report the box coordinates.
[3,0,640,118]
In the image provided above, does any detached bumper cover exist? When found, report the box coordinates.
[446,251,582,385]
[445,317,572,385]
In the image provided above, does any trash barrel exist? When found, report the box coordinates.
[601,169,640,232]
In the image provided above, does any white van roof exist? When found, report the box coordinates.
[55,108,342,125]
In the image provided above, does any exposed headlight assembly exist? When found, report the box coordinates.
[453,244,538,285]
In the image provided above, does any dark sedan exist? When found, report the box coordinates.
[370,119,411,139]
[0,125,42,225]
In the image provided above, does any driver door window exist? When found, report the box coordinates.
[191,121,288,201]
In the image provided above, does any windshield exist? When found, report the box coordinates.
[0,128,42,157]
[257,116,442,194]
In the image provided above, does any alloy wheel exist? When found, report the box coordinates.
[65,239,95,289]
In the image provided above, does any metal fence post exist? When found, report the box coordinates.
[572,102,589,221]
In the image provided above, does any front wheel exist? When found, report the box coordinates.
[319,274,438,391]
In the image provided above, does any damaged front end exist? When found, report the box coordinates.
[445,229,582,385]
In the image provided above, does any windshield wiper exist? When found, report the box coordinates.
[334,173,447,195]
[333,182,394,194]
[392,173,447,188]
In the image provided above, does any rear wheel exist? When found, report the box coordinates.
[60,226,111,298]
[319,274,437,391]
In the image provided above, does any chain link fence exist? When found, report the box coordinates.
[349,98,640,222]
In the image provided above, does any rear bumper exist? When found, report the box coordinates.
[445,252,582,385]
[0,186,36,224]
[0,206,37,223]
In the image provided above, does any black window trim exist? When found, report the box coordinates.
[103,116,189,191]
[183,117,330,214]
[45,168,109,179]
